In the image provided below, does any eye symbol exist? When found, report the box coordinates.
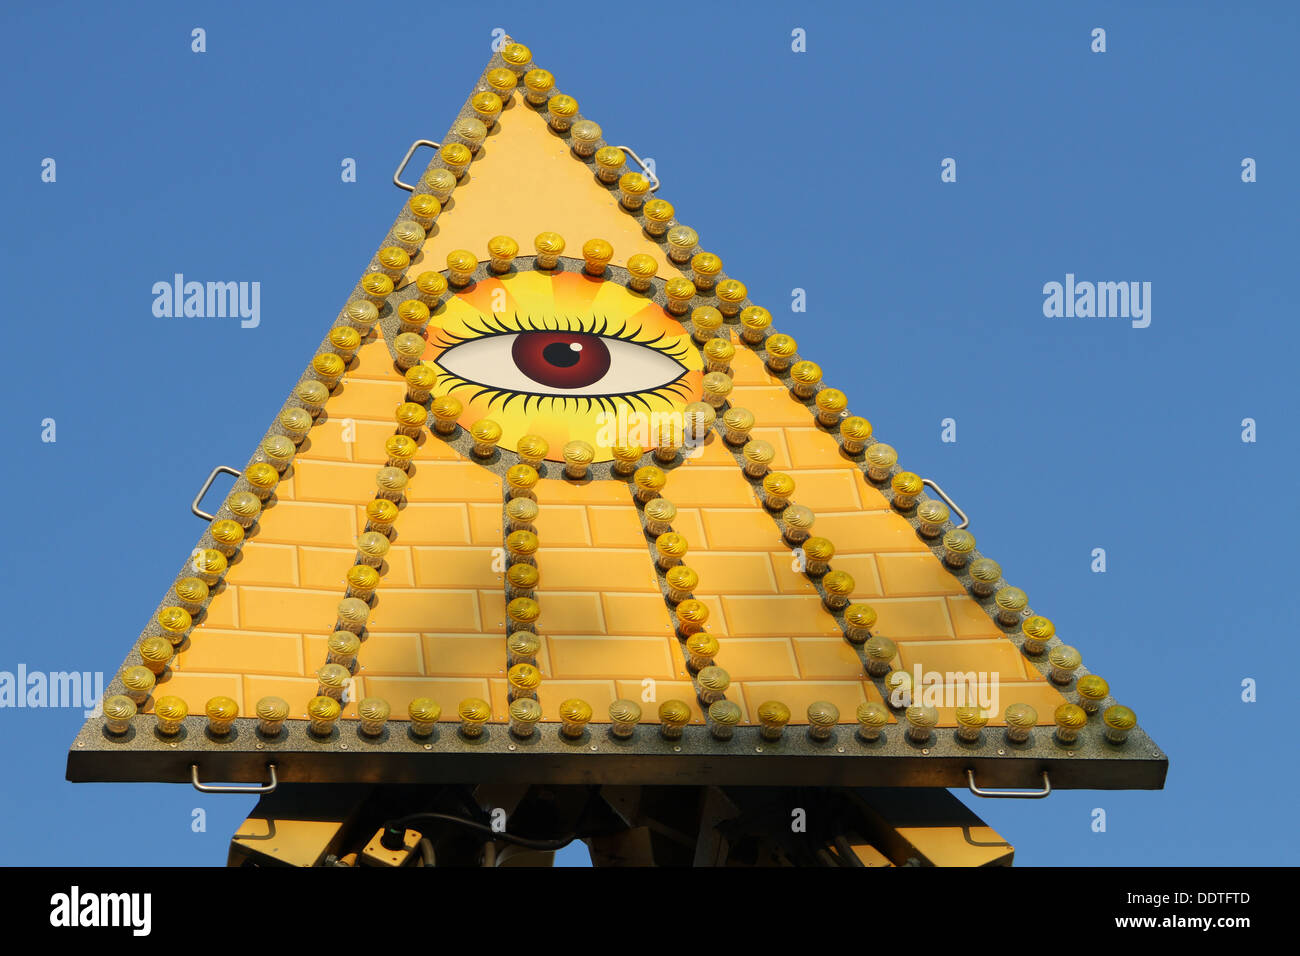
[437,330,687,397]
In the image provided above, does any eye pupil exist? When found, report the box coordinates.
[512,332,611,389]
[542,342,582,368]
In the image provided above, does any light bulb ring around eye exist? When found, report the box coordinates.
[404,261,705,465]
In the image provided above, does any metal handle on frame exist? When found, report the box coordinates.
[394,139,442,192]
[616,145,660,192]
[921,478,969,530]
[192,466,242,521]
[191,763,278,795]
[966,769,1051,799]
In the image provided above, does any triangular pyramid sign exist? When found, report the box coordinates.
[68,40,1166,793]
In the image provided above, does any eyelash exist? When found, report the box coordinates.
[428,312,695,416]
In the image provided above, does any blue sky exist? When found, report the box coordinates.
[1,0,1296,866]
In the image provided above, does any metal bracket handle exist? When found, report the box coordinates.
[191,763,278,795]
[192,466,242,521]
[616,145,660,192]
[393,139,442,192]
[921,477,969,530]
[966,769,1051,799]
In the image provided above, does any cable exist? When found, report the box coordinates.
[387,812,577,851]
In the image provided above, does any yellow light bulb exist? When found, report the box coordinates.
[840,415,873,452]
[408,698,442,737]
[408,193,442,229]
[103,695,136,735]
[690,305,723,344]
[703,336,735,372]
[721,406,754,444]
[415,270,448,304]
[562,439,595,478]
[864,443,897,482]
[458,697,492,737]
[293,379,330,416]
[445,249,478,286]
[487,234,520,273]
[514,433,549,467]
[642,198,674,236]
[470,418,504,457]
[1004,702,1038,743]
[1103,704,1137,743]
[138,636,174,674]
[664,277,696,315]
[968,557,1002,597]
[206,696,239,736]
[397,299,430,333]
[1076,674,1110,713]
[593,145,625,183]
[685,632,720,671]
[658,699,692,739]
[665,224,698,263]
[343,564,379,600]
[708,700,742,740]
[256,695,289,737]
[1048,644,1082,685]
[609,699,642,738]
[904,704,938,743]
[308,695,341,736]
[470,90,503,126]
[844,603,877,643]
[581,238,614,276]
[430,395,463,434]
[559,698,593,738]
[665,564,699,602]
[626,252,658,291]
[569,119,602,157]
[509,698,542,738]
[890,471,923,509]
[507,596,540,628]
[422,167,457,203]
[864,634,897,676]
[955,706,989,742]
[485,67,517,98]
[153,696,188,736]
[856,701,889,742]
[1054,703,1088,744]
[757,700,791,740]
[807,701,840,740]
[943,528,975,568]
[715,278,747,317]
[501,42,532,72]
[523,68,554,104]
[358,697,391,736]
[533,231,565,269]
[546,94,579,131]
[689,252,722,291]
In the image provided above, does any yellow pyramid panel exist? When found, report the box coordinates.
[67,42,1164,794]
[400,98,683,284]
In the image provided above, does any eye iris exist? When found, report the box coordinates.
[512,332,610,389]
